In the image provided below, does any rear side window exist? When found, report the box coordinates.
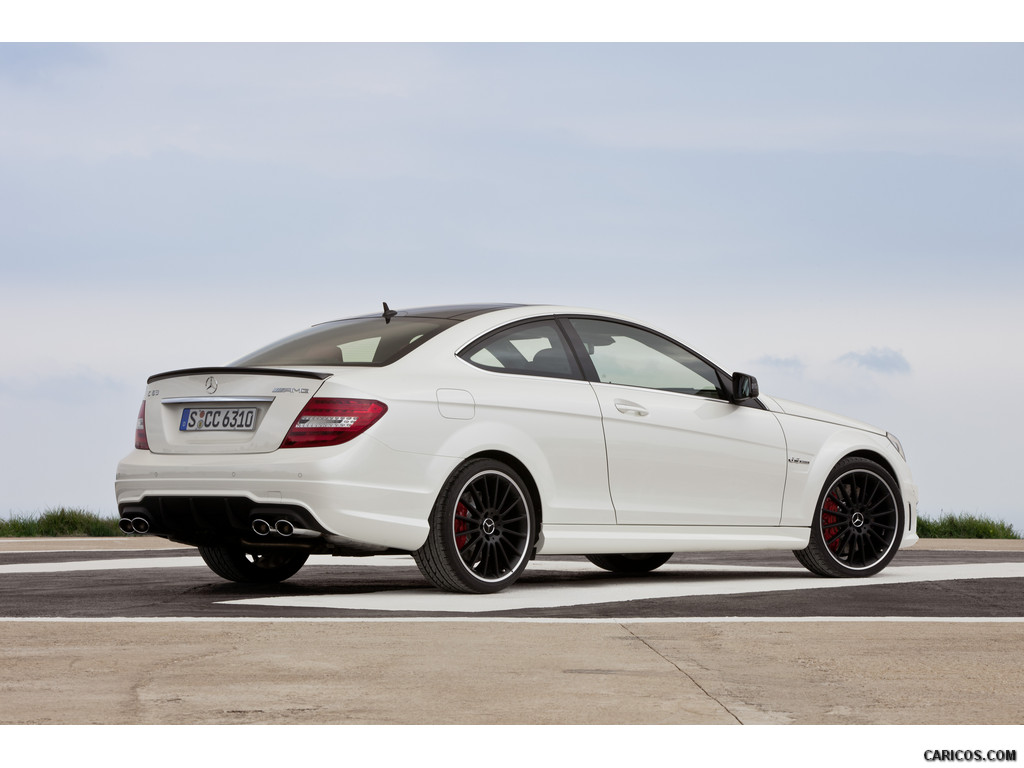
[460,320,581,379]
[233,316,457,367]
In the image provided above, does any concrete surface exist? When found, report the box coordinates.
[1,620,1021,725]
[908,538,1024,551]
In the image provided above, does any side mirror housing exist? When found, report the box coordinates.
[732,372,759,402]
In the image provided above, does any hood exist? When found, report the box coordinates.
[761,396,884,435]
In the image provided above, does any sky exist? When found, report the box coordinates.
[1,39,1022,531]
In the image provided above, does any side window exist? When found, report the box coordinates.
[567,318,725,398]
[461,320,580,379]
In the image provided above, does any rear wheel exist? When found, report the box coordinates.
[414,458,536,593]
[585,553,672,574]
[198,544,309,583]
[794,457,904,577]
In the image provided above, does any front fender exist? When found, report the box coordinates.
[777,414,915,530]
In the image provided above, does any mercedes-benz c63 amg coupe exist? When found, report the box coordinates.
[115,303,917,593]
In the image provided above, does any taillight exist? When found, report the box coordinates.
[135,401,150,451]
[280,398,388,449]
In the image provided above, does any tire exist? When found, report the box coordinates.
[413,458,536,593]
[198,544,309,584]
[585,553,672,574]
[794,456,904,577]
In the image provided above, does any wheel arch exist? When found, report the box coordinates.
[779,422,910,527]
[841,449,899,490]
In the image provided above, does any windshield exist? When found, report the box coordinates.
[232,316,457,367]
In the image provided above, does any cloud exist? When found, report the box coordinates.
[755,355,805,372]
[837,347,911,375]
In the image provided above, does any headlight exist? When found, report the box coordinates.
[886,432,906,461]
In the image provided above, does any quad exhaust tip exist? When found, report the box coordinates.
[251,518,313,538]
[252,519,296,537]
[119,517,151,534]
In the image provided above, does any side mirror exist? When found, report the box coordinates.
[732,372,759,402]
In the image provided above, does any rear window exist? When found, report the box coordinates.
[232,316,457,367]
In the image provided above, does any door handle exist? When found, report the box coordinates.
[614,399,649,417]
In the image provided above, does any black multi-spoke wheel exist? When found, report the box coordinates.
[586,553,673,574]
[414,458,536,593]
[794,457,904,577]
[198,544,309,583]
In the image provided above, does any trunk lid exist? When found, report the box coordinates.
[142,367,329,454]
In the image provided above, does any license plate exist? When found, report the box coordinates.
[179,407,258,432]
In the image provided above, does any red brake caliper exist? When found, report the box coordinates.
[822,497,841,552]
[454,501,470,550]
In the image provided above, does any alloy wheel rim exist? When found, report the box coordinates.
[452,470,531,583]
[820,469,899,570]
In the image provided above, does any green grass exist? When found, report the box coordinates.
[917,512,1020,539]
[0,508,126,538]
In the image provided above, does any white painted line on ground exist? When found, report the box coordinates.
[2,616,1023,624]
[0,556,209,573]
[224,562,1024,613]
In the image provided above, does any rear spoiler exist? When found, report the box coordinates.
[147,367,332,384]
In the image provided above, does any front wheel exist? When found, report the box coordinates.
[198,544,309,583]
[414,458,536,593]
[585,553,672,574]
[794,457,904,577]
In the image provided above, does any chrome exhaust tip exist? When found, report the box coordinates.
[275,520,294,537]
[118,518,135,534]
[252,519,272,536]
[131,517,150,534]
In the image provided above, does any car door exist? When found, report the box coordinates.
[564,317,787,527]
[459,318,616,525]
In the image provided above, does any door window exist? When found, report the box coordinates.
[568,318,725,398]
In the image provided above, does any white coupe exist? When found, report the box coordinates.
[115,303,918,593]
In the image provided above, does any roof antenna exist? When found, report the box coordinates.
[382,302,398,324]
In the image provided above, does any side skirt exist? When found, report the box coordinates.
[537,525,811,555]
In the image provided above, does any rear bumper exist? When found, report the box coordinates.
[117,496,393,553]
[114,437,456,552]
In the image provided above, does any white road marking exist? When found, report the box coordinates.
[0,556,208,573]
[2,616,1024,624]
[223,562,1024,613]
